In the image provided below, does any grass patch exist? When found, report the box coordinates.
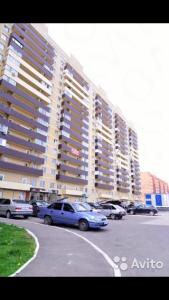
[0,223,36,277]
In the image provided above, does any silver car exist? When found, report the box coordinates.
[99,203,126,220]
[0,198,33,219]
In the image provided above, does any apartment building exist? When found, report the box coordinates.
[0,23,141,202]
[141,172,169,201]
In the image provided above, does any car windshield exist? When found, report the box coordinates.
[73,203,89,212]
[82,203,92,210]
[13,200,27,204]
[113,205,122,210]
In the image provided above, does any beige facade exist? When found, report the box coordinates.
[0,23,141,203]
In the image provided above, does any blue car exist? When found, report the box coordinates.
[38,201,108,231]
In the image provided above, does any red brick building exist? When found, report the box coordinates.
[141,172,169,201]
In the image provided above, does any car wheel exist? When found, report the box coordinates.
[110,214,116,220]
[130,210,134,215]
[6,211,11,219]
[44,215,52,225]
[23,216,28,219]
[150,211,155,216]
[79,219,89,231]
[118,215,123,220]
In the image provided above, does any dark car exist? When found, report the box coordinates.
[127,204,158,216]
[30,200,49,217]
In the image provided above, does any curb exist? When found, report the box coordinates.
[9,228,39,277]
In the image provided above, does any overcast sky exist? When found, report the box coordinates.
[47,23,169,184]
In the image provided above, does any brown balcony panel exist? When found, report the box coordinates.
[96,167,114,176]
[62,95,89,115]
[62,101,89,118]
[0,116,46,142]
[117,187,130,193]
[95,175,113,183]
[59,135,88,151]
[0,145,44,165]
[58,143,88,159]
[60,118,88,136]
[58,153,88,167]
[0,160,43,176]
[95,152,113,163]
[0,132,45,153]
[95,183,114,190]
[58,163,88,175]
[56,174,87,185]
[95,159,110,168]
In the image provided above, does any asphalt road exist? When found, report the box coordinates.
[1,212,169,277]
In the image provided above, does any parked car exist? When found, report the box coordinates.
[30,200,49,217]
[127,204,158,215]
[38,201,108,231]
[99,203,126,219]
[87,202,102,212]
[0,198,33,219]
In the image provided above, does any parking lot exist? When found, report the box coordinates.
[1,212,169,277]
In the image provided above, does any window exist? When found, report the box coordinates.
[19,192,25,200]
[53,203,62,210]
[4,199,10,205]
[1,34,7,41]
[3,25,9,33]
[0,43,4,51]
[63,203,74,212]
[40,180,45,188]
[0,174,4,181]
[0,54,3,61]
[50,183,54,189]
[52,159,56,164]
[12,37,23,49]
[0,138,6,146]
[51,169,55,175]
[30,179,37,187]
[22,178,28,184]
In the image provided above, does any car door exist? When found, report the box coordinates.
[51,203,64,223]
[0,199,5,216]
[135,205,143,214]
[61,203,77,225]
[2,199,10,215]
[100,205,109,217]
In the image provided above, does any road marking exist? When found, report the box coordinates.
[9,228,39,277]
[9,219,121,277]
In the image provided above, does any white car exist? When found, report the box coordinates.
[0,198,33,219]
[99,203,126,220]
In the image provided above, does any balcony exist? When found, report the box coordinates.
[95,175,113,183]
[58,153,88,167]
[0,160,43,176]
[117,187,130,193]
[0,145,44,165]
[95,183,114,190]
[59,135,88,150]
[56,174,88,185]
[57,163,88,176]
